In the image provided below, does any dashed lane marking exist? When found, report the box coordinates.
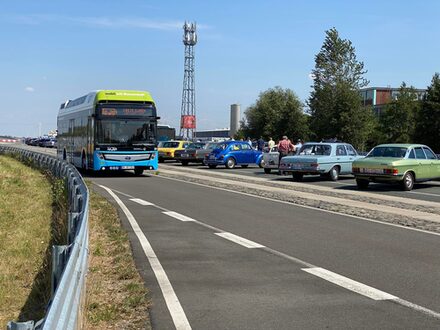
[130,198,155,206]
[215,232,265,248]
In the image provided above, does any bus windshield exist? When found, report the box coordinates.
[96,119,156,145]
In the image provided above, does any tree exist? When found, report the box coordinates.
[308,28,375,150]
[414,73,440,152]
[379,82,420,143]
[241,86,309,141]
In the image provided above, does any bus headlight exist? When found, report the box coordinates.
[151,153,156,160]
[97,153,104,160]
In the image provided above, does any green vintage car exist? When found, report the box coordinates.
[352,144,440,191]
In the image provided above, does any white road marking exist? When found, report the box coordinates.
[215,232,265,248]
[154,175,440,237]
[302,267,398,301]
[98,185,192,330]
[130,198,154,206]
[163,211,196,222]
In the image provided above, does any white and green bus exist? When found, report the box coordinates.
[57,90,159,175]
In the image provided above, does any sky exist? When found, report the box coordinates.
[1,0,439,137]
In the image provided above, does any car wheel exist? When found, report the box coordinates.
[134,168,144,176]
[401,172,414,191]
[181,160,189,166]
[81,154,86,170]
[329,166,340,181]
[208,165,217,169]
[356,178,369,190]
[292,173,303,181]
[259,159,265,168]
[264,168,271,174]
[225,158,236,169]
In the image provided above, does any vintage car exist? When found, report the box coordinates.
[262,146,280,174]
[205,141,263,169]
[174,142,207,165]
[158,140,190,162]
[279,142,363,181]
[352,143,440,191]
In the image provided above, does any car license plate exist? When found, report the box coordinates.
[363,168,382,174]
[293,163,302,170]
[182,153,188,157]
[209,155,216,160]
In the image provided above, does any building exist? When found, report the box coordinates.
[360,87,426,115]
[195,129,230,141]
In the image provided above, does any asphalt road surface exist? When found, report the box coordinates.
[92,172,440,329]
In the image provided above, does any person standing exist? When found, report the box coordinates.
[277,136,294,164]
[268,137,275,150]
[257,136,265,151]
[295,139,303,153]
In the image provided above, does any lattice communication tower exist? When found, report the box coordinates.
[180,22,197,140]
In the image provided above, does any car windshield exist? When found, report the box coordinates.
[187,143,205,149]
[299,144,331,156]
[367,146,408,158]
[162,141,180,148]
[205,143,220,150]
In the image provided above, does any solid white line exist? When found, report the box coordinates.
[302,267,398,301]
[98,185,192,330]
[130,198,155,206]
[163,211,196,222]
[215,232,265,248]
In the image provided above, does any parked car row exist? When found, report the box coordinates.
[157,140,264,169]
[158,139,440,191]
[25,137,57,148]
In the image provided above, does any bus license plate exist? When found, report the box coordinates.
[121,166,135,170]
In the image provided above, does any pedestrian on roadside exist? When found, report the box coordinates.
[268,137,275,150]
[295,139,303,153]
[277,135,294,164]
[257,136,265,151]
[246,137,252,148]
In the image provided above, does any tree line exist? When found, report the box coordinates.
[237,28,440,153]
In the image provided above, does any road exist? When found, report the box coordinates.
[93,172,440,329]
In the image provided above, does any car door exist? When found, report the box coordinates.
[335,144,350,173]
[240,143,254,164]
[414,147,429,179]
[422,146,440,179]
[229,143,243,164]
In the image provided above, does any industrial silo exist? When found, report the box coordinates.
[229,104,240,138]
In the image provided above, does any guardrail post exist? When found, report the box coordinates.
[51,245,69,297]
[7,321,34,330]
[67,212,80,244]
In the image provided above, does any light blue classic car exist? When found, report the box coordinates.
[279,142,363,181]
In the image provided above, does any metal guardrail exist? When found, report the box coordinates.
[1,146,89,330]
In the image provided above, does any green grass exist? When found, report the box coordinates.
[86,189,151,329]
[0,156,54,324]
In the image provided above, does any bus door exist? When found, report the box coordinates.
[87,117,93,168]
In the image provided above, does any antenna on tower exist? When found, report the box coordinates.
[180,21,197,140]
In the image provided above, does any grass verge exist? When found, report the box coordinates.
[0,155,66,324]
[86,187,151,329]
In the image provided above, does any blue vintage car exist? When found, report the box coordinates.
[279,142,363,181]
[205,141,264,169]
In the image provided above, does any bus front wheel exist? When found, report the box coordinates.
[134,168,144,176]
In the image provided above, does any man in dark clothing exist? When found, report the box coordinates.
[257,137,265,151]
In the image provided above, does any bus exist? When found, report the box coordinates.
[57,90,159,175]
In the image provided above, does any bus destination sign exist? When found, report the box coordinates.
[100,107,152,117]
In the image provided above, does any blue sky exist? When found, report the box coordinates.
[1,0,439,137]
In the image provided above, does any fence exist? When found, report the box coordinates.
[1,146,89,330]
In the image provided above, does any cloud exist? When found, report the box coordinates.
[25,87,35,92]
[308,73,316,80]
[8,14,210,31]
